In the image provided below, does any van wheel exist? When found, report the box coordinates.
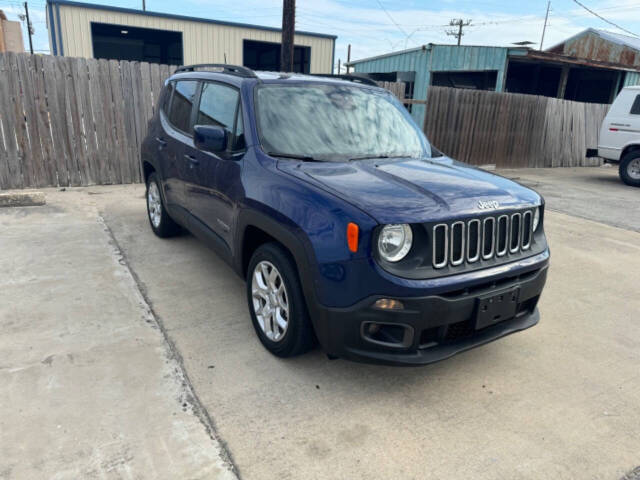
[146,173,181,237]
[619,152,640,187]
[247,243,315,357]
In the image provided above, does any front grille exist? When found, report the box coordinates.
[432,209,534,269]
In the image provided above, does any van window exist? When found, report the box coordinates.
[168,80,198,134]
[631,94,640,115]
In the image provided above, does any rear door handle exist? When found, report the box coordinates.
[155,137,167,147]
[185,154,199,166]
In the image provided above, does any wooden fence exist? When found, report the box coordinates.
[422,86,608,168]
[0,53,610,189]
[0,52,172,189]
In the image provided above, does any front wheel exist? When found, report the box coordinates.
[246,243,315,357]
[619,153,640,187]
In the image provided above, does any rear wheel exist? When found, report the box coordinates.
[146,172,181,237]
[246,243,315,357]
[619,152,640,187]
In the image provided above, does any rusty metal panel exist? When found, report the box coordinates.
[557,31,640,68]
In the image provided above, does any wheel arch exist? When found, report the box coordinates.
[621,144,640,159]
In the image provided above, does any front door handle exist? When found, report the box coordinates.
[155,137,167,147]
[185,154,199,166]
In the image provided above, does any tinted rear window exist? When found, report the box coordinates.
[631,94,640,115]
[168,80,198,133]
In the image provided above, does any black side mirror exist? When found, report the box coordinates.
[194,125,228,153]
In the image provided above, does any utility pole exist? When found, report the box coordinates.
[337,59,341,74]
[346,44,351,73]
[280,0,295,72]
[540,1,551,50]
[23,2,34,55]
[142,0,146,11]
[445,18,471,46]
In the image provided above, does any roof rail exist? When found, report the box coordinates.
[307,73,379,87]
[174,64,258,78]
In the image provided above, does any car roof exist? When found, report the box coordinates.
[168,70,383,90]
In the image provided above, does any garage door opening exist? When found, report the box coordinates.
[243,40,311,73]
[91,22,183,65]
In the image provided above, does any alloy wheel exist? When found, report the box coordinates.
[251,261,289,342]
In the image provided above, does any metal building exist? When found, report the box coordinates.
[45,0,336,73]
[348,32,640,126]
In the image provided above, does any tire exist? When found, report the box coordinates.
[619,152,640,187]
[146,172,181,237]
[246,243,315,357]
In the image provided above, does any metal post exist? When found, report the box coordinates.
[540,1,550,50]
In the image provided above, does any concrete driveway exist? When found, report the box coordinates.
[2,166,639,479]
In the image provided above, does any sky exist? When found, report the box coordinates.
[2,0,640,68]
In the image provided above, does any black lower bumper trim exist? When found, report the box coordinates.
[313,265,548,366]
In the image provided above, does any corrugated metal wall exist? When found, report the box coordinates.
[553,31,640,69]
[50,4,334,73]
[352,45,511,125]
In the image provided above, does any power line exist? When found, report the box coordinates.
[569,0,638,37]
[374,0,409,38]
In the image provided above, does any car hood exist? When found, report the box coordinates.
[277,157,541,224]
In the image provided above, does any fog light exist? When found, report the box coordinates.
[373,298,404,310]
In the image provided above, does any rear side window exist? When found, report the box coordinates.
[168,80,198,134]
[196,82,245,151]
[631,94,640,115]
[161,82,174,115]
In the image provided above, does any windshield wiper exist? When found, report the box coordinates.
[349,155,390,161]
[267,151,319,162]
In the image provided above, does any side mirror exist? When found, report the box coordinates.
[194,125,227,153]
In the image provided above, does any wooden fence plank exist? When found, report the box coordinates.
[108,59,129,184]
[0,53,21,189]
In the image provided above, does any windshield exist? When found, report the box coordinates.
[256,84,430,161]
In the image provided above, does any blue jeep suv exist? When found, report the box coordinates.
[141,64,549,366]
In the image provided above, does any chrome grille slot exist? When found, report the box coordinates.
[510,213,522,253]
[430,209,535,269]
[522,211,533,250]
[432,224,448,269]
[496,215,509,257]
[482,217,495,259]
[467,219,481,263]
[450,222,465,266]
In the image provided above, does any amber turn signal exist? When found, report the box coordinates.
[347,222,359,252]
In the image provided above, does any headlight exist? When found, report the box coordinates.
[533,207,541,231]
[378,224,413,262]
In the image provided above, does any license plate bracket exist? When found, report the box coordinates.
[475,287,520,330]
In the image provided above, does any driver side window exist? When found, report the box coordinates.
[197,82,245,151]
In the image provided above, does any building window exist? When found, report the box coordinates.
[91,22,183,65]
[431,71,498,91]
[243,40,311,73]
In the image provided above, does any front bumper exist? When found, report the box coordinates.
[315,264,548,366]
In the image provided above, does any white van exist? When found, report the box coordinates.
[592,86,640,187]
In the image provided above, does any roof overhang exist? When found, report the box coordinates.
[515,49,640,73]
[46,0,337,40]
